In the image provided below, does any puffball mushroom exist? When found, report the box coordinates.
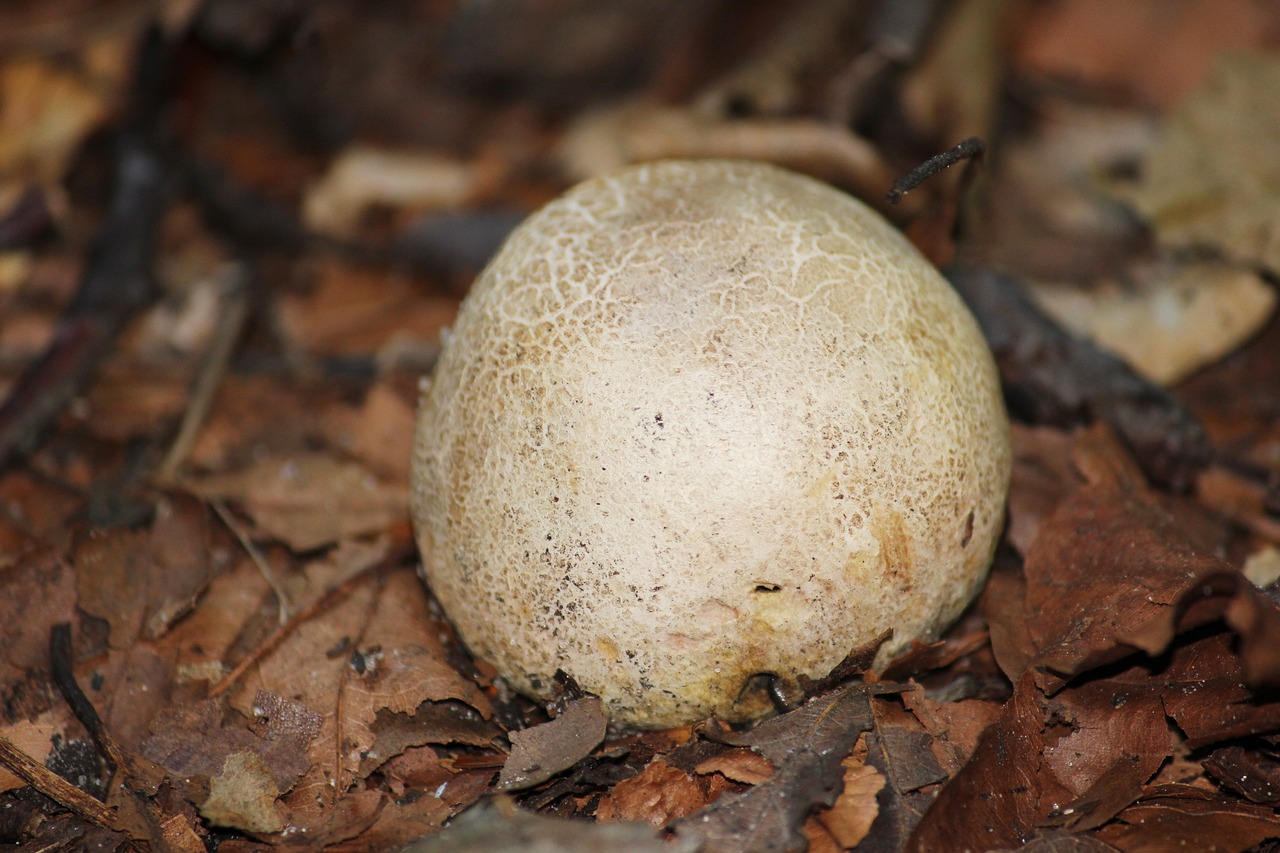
[411,159,1011,729]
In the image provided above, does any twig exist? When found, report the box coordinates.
[0,736,115,830]
[0,27,176,471]
[50,624,128,778]
[825,0,945,126]
[154,267,251,484]
[210,498,291,624]
[886,136,985,205]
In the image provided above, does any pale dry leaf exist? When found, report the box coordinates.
[1242,545,1280,589]
[201,750,284,834]
[557,101,890,201]
[0,708,72,792]
[1113,52,1280,271]
[303,145,482,235]
[1029,262,1276,385]
[0,55,113,180]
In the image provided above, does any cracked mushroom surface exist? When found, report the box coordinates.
[411,159,1011,728]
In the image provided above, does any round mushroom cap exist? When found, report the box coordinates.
[411,159,1011,728]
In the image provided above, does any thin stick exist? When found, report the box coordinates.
[886,136,985,205]
[50,624,128,777]
[154,266,250,484]
[0,736,115,829]
[210,498,291,624]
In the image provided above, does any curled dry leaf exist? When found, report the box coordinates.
[556,101,892,204]
[595,759,712,827]
[302,145,485,235]
[1022,425,1280,688]
[1096,784,1280,852]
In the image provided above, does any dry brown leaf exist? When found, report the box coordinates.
[233,578,380,813]
[673,685,875,853]
[73,497,217,648]
[277,261,457,359]
[0,546,76,698]
[187,452,408,551]
[1014,0,1280,108]
[322,381,419,483]
[1096,784,1280,852]
[342,569,493,785]
[596,759,710,828]
[1006,425,1078,557]
[1022,426,1280,686]
[814,755,885,849]
[693,747,775,786]
[497,696,607,791]
[906,672,1076,852]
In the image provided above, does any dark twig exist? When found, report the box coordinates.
[886,136,985,205]
[0,27,177,471]
[946,264,1212,490]
[50,624,128,780]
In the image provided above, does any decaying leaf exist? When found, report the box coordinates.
[1112,51,1280,271]
[1029,262,1276,386]
[497,697,607,792]
[405,796,695,853]
[673,684,874,853]
[201,750,284,834]
[595,759,712,827]
[186,453,409,551]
